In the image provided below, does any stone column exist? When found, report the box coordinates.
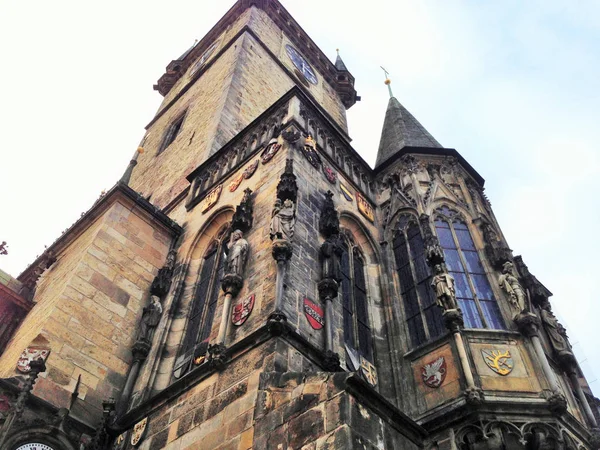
[515,312,567,414]
[268,239,292,333]
[115,341,150,416]
[211,273,243,367]
[318,278,340,370]
[90,398,116,450]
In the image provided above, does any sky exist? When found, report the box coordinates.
[0,1,598,395]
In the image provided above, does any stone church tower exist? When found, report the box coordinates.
[0,1,598,449]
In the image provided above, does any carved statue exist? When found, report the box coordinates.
[137,295,163,342]
[431,265,458,311]
[498,261,526,312]
[225,230,249,277]
[270,199,296,241]
[540,302,571,355]
[320,235,342,282]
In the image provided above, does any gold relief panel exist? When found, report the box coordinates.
[356,193,374,222]
[201,184,223,214]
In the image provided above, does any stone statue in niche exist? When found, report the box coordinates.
[431,265,458,311]
[540,302,571,356]
[137,295,163,343]
[225,230,249,277]
[498,261,526,313]
[320,235,342,282]
[270,199,296,241]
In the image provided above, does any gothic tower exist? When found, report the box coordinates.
[0,1,598,450]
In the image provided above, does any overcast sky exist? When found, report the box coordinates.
[1,0,598,395]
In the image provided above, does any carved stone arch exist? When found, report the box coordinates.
[484,420,525,448]
[429,201,472,225]
[455,423,486,449]
[522,422,562,450]
[388,208,420,240]
[339,212,380,266]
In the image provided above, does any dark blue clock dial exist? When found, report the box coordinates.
[285,45,318,85]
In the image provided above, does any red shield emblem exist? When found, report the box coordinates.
[17,346,50,373]
[421,356,447,388]
[243,160,259,179]
[323,166,337,184]
[232,294,255,326]
[261,143,281,164]
[303,298,324,330]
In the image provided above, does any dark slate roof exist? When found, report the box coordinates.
[375,96,442,168]
[335,53,348,72]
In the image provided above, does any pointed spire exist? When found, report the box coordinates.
[335,49,348,71]
[120,147,144,185]
[375,75,442,168]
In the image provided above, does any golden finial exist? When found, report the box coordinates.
[137,146,145,154]
[380,66,394,98]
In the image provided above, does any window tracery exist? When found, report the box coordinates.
[173,226,229,378]
[393,214,444,348]
[433,206,504,329]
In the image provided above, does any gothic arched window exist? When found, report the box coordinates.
[340,235,373,363]
[434,206,504,329]
[174,229,228,378]
[393,215,445,348]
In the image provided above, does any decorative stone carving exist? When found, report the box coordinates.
[261,139,281,165]
[546,391,568,415]
[421,356,447,388]
[231,188,254,233]
[432,265,458,311]
[539,301,574,365]
[150,249,176,297]
[320,236,342,283]
[420,214,444,266]
[282,127,301,144]
[498,261,526,313]
[481,349,514,376]
[319,191,339,238]
[301,135,322,168]
[17,346,50,374]
[513,256,552,308]
[243,159,259,179]
[201,184,223,213]
[356,193,375,222]
[270,199,296,241]
[463,387,484,405]
[482,222,513,270]
[224,230,249,278]
[277,159,298,203]
[136,295,162,343]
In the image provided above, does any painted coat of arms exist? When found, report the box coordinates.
[303,298,324,330]
[261,142,281,165]
[243,160,259,179]
[482,349,514,376]
[232,294,255,326]
[421,356,447,388]
[340,184,353,202]
[323,166,337,184]
[360,357,378,387]
[201,184,222,214]
[302,136,322,169]
[356,193,375,222]
[16,347,50,374]
[228,172,244,192]
[131,417,148,447]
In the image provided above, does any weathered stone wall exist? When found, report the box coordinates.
[0,198,173,425]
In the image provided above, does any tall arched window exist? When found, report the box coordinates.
[434,206,504,329]
[174,228,228,378]
[340,234,373,363]
[393,215,445,348]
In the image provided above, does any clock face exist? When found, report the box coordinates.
[190,41,219,76]
[285,45,318,85]
[15,444,55,450]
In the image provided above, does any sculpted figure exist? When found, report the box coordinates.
[320,235,342,281]
[431,265,458,311]
[137,295,163,342]
[540,302,570,354]
[498,261,526,312]
[226,230,249,277]
[270,199,296,241]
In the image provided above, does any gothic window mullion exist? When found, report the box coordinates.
[448,222,489,329]
[405,229,431,342]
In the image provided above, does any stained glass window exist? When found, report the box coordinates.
[393,215,444,348]
[434,207,504,329]
[340,236,373,362]
[174,232,228,378]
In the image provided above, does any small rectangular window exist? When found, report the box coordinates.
[158,113,186,154]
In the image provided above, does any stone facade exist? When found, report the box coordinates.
[0,1,598,450]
